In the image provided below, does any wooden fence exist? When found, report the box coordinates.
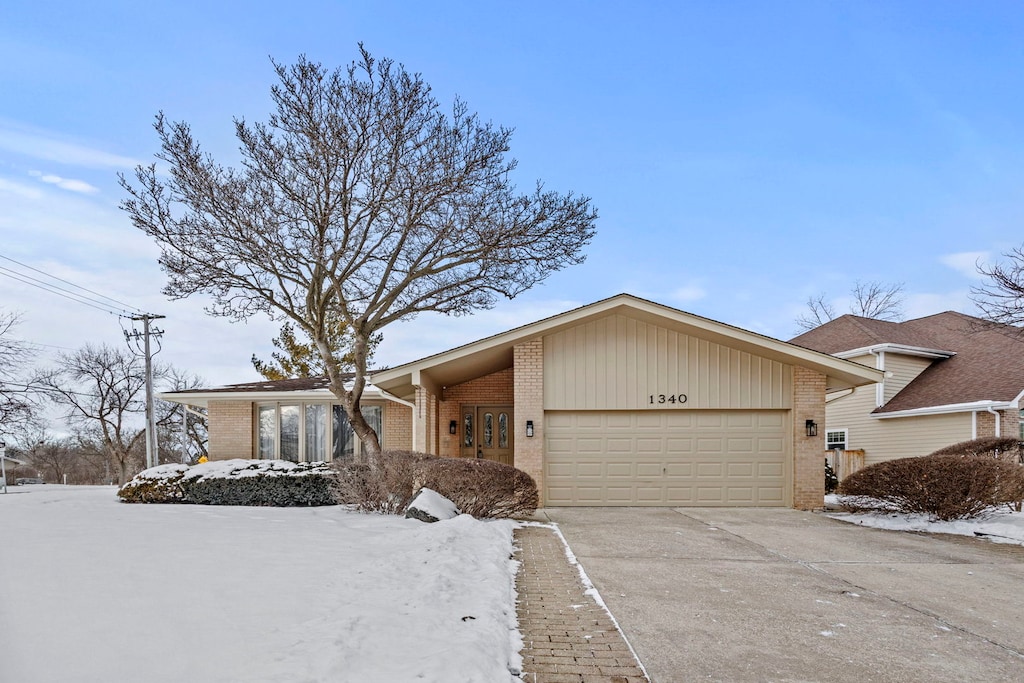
[826,449,865,482]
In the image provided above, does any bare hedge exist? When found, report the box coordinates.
[837,454,1024,520]
[334,450,539,519]
[927,436,1022,462]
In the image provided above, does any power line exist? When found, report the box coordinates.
[0,265,129,316]
[0,253,144,315]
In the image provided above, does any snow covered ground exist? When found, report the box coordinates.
[825,494,1024,545]
[0,485,522,683]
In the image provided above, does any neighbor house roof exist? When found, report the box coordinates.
[371,293,883,399]
[790,311,1024,414]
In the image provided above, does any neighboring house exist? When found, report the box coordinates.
[790,311,1024,467]
[161,294,881,509]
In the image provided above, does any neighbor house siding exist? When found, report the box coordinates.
[207,400,254,459]
[825,387,971,465]
[882,354,932,404]
[543,314,793,410]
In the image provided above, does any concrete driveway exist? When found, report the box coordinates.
[539,508,1024,682]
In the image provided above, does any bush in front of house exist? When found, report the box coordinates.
[837,454,1024,520]
[334,450,435,514]
[927,436,1022,462]
[417,456,539,519]
[118,464,191,503]
[333,450,539,519]
[118,460,339,506]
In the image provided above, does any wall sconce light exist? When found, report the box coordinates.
[449,420,457,435]
[805,419,818,438]
[526,420,534,438]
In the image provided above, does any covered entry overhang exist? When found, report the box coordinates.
[372,294,882,508]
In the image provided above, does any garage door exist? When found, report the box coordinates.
[545,410,789,506]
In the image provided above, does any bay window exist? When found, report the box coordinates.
[256,402,383,462]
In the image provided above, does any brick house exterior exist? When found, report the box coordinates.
[162,295,881,510]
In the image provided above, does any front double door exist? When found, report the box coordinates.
[460,405,514,466]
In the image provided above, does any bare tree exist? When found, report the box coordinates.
[156,367,208,464]
[972,246,1024,326]
[0,310,37,432]
[795,280,905,332]
[120,47,597,455]
[34,344,165,485]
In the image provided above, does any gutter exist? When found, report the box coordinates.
[874,399,1015,419]
[986,405,1002,437]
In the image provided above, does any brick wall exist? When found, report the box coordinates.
[792,366,826,510]
[976,407,1020,439]
[383,402,413,451]
[207,400,254,459]
[514,339,545,500]
[437,367,515,458]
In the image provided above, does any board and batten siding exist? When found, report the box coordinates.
[825,386,971,465]
[882,354,932,404]
[543,314,793,410]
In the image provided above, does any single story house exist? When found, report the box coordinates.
[789,311,1024,467]
[162,294,882,509]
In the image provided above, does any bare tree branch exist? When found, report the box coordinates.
[120,47,598,455]
[794,281,905,333]
[0,310,38,432]
[972,246,1024,327]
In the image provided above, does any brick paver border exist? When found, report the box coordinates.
[514,525,648,683]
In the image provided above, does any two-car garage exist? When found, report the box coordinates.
[545,410,789,506]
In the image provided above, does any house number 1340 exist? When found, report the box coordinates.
[649,394,688,405]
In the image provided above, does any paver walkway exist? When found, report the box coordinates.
[514,525,648,683]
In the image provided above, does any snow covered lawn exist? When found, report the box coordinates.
[825,494,1024,545]
[1,485,522,683]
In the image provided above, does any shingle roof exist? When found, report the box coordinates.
[172,375,350,394]
[790,311,1024,413]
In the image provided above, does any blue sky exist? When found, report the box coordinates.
[2,1,1023,389]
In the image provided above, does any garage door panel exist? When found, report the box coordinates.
[545,410,789,506]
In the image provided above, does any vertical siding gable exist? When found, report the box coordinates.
[543,314,793,410]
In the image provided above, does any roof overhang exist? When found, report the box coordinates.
[371,294,884,399]
[158,385,389,408]
[873,400,1016,419]
[835,343,955,360]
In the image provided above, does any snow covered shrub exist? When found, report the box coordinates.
[418,457,539,519]
[180,460,339,506]
[928,437,1022,463]
[333,450,433,514]
[838,455,1024,520]
[118,464,190,503]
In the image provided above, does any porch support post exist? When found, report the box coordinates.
[514,338,545,501]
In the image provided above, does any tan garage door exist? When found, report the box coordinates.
[545,410,790,506]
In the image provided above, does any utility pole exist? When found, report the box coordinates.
[125,314,165,469]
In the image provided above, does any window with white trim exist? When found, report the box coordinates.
[256,402,382,462]
[825,429,848,451]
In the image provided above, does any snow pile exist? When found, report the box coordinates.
[826,494,1024,545]
[1,485,523,682]
[183,458,335,481]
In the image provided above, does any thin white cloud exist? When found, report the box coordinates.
[0,121,139,169]
[0,177,44,200]
[940,251,989,279]
[29,170,100,194]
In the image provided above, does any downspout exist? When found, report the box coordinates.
[987,405,1002,437]
[868,348,884,408]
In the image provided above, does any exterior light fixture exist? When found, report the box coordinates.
[805,419,818,438]
[449,420,457,435]
[526,420,534,438]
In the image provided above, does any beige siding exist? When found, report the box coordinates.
[882,353,932,404]
[825,387,972,465]
[543,314,792,410]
